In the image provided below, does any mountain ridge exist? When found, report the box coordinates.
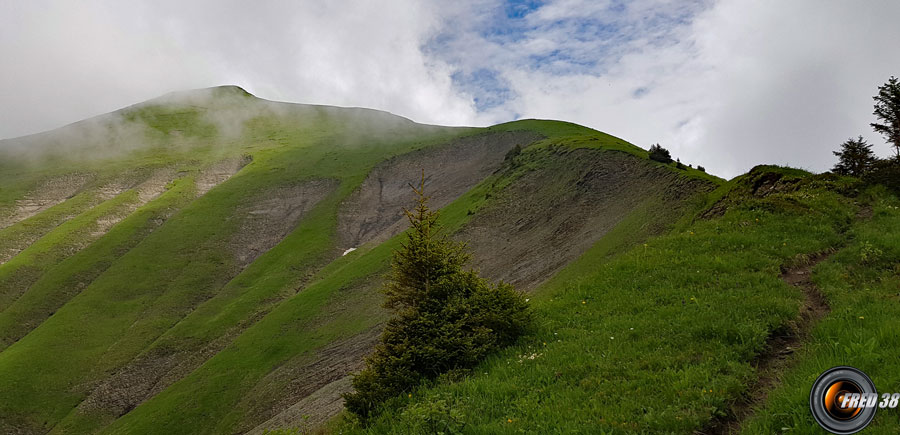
[0,86,720,434]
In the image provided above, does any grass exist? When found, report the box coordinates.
[95,153,510,434]
[0,176,196,350]
[0,104,471,433]
[339,170,862,434]
[742,187,900,434]
[4,87,867,435]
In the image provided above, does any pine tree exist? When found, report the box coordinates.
[344,173,531,420]
[648,143,673,163]
[832,136,877,177]
[871,76,900,158]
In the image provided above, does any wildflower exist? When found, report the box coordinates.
[408,393,412,398]
[859,316,865,319]
[525,298,530,302]
[507,418,513,423]
[582,300,586,304]
[610,336,614,340]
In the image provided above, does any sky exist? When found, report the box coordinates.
[1,0,899,178]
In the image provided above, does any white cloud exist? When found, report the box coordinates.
[2,0,899,178]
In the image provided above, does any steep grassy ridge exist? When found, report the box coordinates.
[0,87,469,433]
[742,188,900,434]
[0,86,720,434]
[341,169,880,434]
[100,140,714,435]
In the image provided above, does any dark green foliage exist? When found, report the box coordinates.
[697,165,706,172]
[343,177,531,420]
[504,144,522,162]
[832,136,877,177]
[675,158,686,170]
[871,76,900,157]
[648,143,673,163]
[864,157,900,194]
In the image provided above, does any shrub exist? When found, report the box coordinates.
[864,158,900,194]
[504,144,522,163]
[399,394,466,434]
[697,165,706,172]
[648,143,673,163]
[343,177,531,421]
[675,158,686,170]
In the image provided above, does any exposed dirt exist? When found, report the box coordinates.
[247,376,354,435]
[703,252,833,435]
[336,131,543,252]
[229,179,338,267]
[250,149,716,432]
[196,154,253,196]
[239,327,382,435]
[70,179,337,424]
[0,173,93,230]
[89,169,178,238]
[457,149,715,290]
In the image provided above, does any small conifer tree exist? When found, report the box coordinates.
[832,136,877,177]
[344,173,531,420]
[648,143,673,163]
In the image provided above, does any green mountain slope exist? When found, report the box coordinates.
[340,169,900,434]
[0,87,718,434]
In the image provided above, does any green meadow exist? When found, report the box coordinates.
[0,86,896,435]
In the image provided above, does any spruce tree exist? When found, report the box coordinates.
[648,143,673,163]
[832,136,877,177]
[344,174,531,420]
[871,76,900,158]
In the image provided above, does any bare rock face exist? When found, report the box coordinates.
[337,131,543,251]
[458,149,715,290]
[0,173,93,230]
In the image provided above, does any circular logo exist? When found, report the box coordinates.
[810,366,877,434]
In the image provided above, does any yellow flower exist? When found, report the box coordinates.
[408,393,412,398]
[582,300,586,304]
[507,418,513,423]
[859,316,865,319]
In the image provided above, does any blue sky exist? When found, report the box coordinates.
[2,0,899,177]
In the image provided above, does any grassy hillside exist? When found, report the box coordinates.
[0,86,720,434]
[336,168,900,434]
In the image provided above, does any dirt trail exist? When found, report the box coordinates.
[705,206,871,434]
[704,253,832,435]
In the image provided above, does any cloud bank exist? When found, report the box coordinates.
[2,0,899,177]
